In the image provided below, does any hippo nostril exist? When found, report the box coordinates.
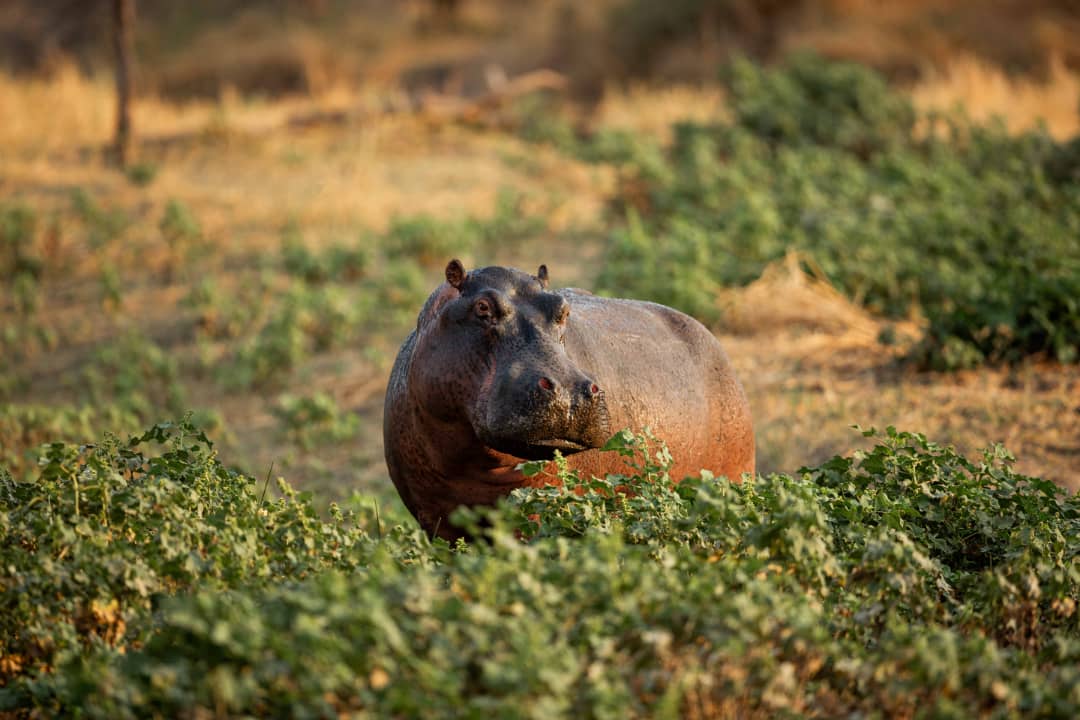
[579,380,601,399]
[538,377,555,392]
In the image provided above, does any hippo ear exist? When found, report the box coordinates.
[537,264,549,289]
[445,259,467,289]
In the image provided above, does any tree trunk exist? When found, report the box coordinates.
[112,0,135,167]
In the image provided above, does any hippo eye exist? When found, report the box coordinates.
[473,298,493,318]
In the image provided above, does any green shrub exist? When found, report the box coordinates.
[160,199,203,270]
[98,262,124,310]
[916,257,1080,369]
[0,203,40,279]
[725,53,916,156]
[0,419,374,693]
[70,188,129,248]
[226,301,310,389]
[3,422,1078,717]
[281,238,370,284]
[82,331,186,418]
[0,404,141,480]
[473,187,547,253]
[373,189,550,271]
[160,199,201,243]
[279,220,371,284]
[381,213,474,267]
[513,94,582,154]
[366,258,435,326]
[124,162,158,187]
[221,279,369,389]
[589,54,1080,367]
[183,276,266,341]
[273,391,359,449]
[1,203,44,323]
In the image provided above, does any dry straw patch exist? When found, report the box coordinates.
[593,84,729,141]
[911,53,1080,139]
[0,63,115,156]
[0,60,379,161]
[719,252,884,341]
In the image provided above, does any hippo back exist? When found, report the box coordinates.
[556,289,754,483]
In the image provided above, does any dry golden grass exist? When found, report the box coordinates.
[911,53,1080,139]
[0,60,384,162]
[719,252,884,341]
[0,63,115,156]
[593,84,729,141]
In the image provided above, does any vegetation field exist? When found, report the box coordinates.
[2,2,1080,715]
[2,422,1079,717]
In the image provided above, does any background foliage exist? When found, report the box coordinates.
[572,55,1080,369]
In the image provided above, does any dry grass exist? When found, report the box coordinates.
[719,252,885,341]
[0,63,115,156]
[911,53,1080,139]
[592,84,729,141]
[0,60,384,163]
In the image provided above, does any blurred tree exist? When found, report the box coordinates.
[431,0,463,26]
[112,0,135,167]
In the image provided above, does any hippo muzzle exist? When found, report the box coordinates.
[473,362,611,461]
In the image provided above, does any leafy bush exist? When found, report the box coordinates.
[0,203,40,280]
[273,391,359,449]
[82,330,187,418]
[124,162,158,187]
[381,213,475,267]
[3,422,1078,717]
[725,53,916,156]
[0,419,374,694]
[513,93,582,153]
[1,203,44,323]
[587,54,1080,368]
[281,237,370,284]
[160,199,201,245]
[70,188,129,248]
[222,280,364,388]
[0,404,140,480]
[473,187,547,254]
[381,189,546,267]
[160,199,203,271]
[184,276,268,341]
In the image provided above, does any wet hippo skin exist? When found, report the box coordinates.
[383,260,755,540]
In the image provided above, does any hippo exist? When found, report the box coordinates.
[383,260,754,540]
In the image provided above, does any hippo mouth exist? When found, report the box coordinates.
[529,438,590,452]
[488,436,595,461]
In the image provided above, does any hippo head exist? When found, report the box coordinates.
[408,259,610,460]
